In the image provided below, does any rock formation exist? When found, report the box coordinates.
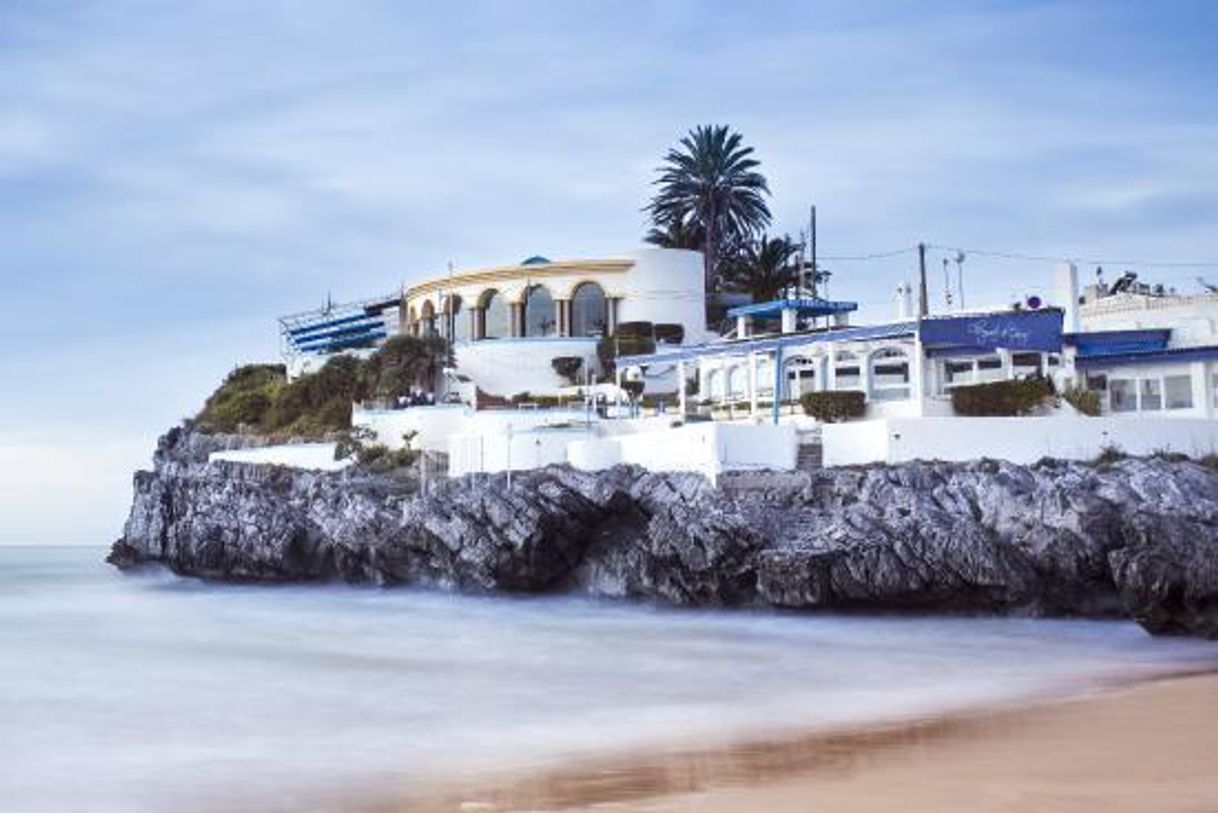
[110,426,1218,638]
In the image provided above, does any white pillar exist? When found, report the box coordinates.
[781,307,797,334]
[911,335,927,416]
[736,314,750,338]
[826,343,837,391]
[748,352,759,418]
[678,359,687,416]
[1056,262,1080,334]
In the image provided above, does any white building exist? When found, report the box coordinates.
[400,248,706,397]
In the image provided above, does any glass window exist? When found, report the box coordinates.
[523,285,556,337]
[1164,375,1193,410]
[570,283,607,337]
[482,290,508,339]
[1012,352,1041,377]
[1110,379,1137,413]
[977,356,1003,382]
[1140,378,1162,411]
[445,295,468,343]
[944,360,973,388]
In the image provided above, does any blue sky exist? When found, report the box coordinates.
[2,1,1217,543]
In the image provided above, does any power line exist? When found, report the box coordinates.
[925,243,1218,270]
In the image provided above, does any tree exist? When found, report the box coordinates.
[644,125,771,291]
[643,219,704,250]
[357,335,450,400]
[722,234,803,302]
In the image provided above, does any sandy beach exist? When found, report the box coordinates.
[380,672,1218,813]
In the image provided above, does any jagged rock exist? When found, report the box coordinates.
[110,426,1218,638]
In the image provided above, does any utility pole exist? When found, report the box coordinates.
[918,242,929,317]
[809,205,818,298]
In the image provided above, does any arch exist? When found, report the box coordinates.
[868,346,911,401]
[419,300,437,337]
[833,348,861,390]
[480,289,508,339]
[569,281,608,338]
[445,294,469,343]
[523,284,557,337]
[784,354,819,401]
[706,368,726,402]
[728,364,749,399]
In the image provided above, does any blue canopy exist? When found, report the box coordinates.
[726,297,859,319]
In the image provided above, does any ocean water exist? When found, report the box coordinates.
[2,547,1217,813]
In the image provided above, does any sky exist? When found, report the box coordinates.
[2,1,1217,543]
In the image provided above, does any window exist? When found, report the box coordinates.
[785,356,817,400]
[419,301,437,337]
[1164,375,1193,410]
[834,351,860,389]
[523,285,556,337]
[1012,352,1041,377]
[1139,378,1162,411]
[445,295,468,343]
[869,347,910,401]
[1110,379,1137,412]
[482,290,508,339]
[943,360,973,388]
[570,282,607,337]
[976,356,1003,382]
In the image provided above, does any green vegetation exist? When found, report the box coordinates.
[1062,384,1102,417]
[621,380,645,400]
[596,334,656,382]
[334,427,420,473]
[1094,443,1126,467]
[653,323,685,344]
[800,390,866,423]
[644,124,772,291]
[721,234,803,302]
[950,378,1054,417]
[195,335,449,437]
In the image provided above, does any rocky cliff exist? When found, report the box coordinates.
[110,426,1218,638]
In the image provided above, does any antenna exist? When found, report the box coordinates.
[942,257,953,310]
[954,251,966,309]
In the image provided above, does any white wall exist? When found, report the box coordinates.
[354,404,599,453]
[448,427,592,476]
[453,337,599,397]
[208,443,351,471]
[823,416,1218,467]
[568,423,796,481]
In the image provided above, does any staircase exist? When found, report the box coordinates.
[796,426,823,470]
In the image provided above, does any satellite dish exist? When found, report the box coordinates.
[1026,295,1042,310]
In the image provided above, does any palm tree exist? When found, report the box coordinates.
[722,234,803,303]
[643,219,704,250]
[644,125,771,291]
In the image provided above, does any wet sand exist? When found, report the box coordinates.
[371,672,1218,812]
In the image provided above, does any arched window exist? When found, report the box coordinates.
[445,295,468,343]
[869,346,910,401]
[406,306,418,337]
[728,365,749,399]
[524,285,556,337]
[834,350,861,390]
[570,282,608,337]
[706,369,725,402]
[784,354,819,400]
[419,300,437,337]
[481,290,508,339]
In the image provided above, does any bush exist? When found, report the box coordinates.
[1094,443,1126,466]
[596,335,656,381]
[551,356,583,385]
[615,321,654,339]
[1062,384,1101,417]
[196,364,287,432]
[951,378,1053,417]
[621,380,645,400]
[800,390,866,423]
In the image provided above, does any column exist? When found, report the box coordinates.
[772,346,783,425]
[510,302,523,337]
[860,345,873,401]
[470,308,480,341]
[748,352,759,418]
[911,335,927,416]
[556,300,571,337]
[678,359,687,416]
[826,343,837,391]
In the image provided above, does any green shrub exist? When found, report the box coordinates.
[1200,453,1218,471]
[800,390,866,422]
[1062,384,1101,417]
[1094,443,1126,466]
[596,335,656,381]
[622,380,645,400]
[615,321,654,339]
[551,356,583,385]
[951,378,1053,417]
[196,364,287,432]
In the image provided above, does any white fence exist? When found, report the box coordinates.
[569,422,796,482]
[823,416,1218,467]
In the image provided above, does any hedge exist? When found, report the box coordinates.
[950,378,1054,416]
[800,390,866,422]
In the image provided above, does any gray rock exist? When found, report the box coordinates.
[110,427,1218,638]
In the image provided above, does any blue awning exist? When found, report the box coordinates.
[1064,329,1171,357]
[726,297,859,319]
[1075,344,1218,370]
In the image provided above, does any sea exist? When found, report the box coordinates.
[3,545,1217,813]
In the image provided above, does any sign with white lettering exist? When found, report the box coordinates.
[919,309,1063,353]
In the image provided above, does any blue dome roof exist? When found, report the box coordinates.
[520,255,551,266]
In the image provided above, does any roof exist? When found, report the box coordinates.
[1075,343,1218,370]
[726,297,859,319]
[616,321,918,366]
